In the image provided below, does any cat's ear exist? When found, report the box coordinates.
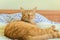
[20,7,24,10]
[20,7,24,12]
[32,7,37,12]
[33,7,37,10]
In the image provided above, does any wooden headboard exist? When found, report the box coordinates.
[37,10,60,22]
[0,10,60,22]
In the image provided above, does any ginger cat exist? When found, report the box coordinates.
[4,21,60,40]
[20,7,36,24]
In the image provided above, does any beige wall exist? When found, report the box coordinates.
[0,0,60,10]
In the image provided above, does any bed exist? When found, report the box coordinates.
[0,10,60,40]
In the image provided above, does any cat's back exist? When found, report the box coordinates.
[4,20,40,39]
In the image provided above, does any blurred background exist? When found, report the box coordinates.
[0,0,60,10]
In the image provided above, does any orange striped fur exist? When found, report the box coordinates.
[4,21,60,40]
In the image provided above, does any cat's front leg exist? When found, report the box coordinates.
[30,22,36,25]
[29,20,36,25]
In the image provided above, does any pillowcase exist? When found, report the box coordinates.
[54,24,60,31]
[34,13,53,24]
[36,22,60,31]
[34,13,59,25]
[0,36,11,40]
[0,13,22,23]
[36,22,53,29]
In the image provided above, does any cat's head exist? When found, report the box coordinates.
[20,7,37,21]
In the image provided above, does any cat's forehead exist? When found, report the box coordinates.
[23,10,32,12]
[21,10,36,15]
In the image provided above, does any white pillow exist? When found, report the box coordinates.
[0,13,22,23]
[36,22,60,31]
[54,24,60,31]
[0,36,11,40]
[36,22,53,29]
[0,22,7,28]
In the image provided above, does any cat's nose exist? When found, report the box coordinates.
[29,16,33,19]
